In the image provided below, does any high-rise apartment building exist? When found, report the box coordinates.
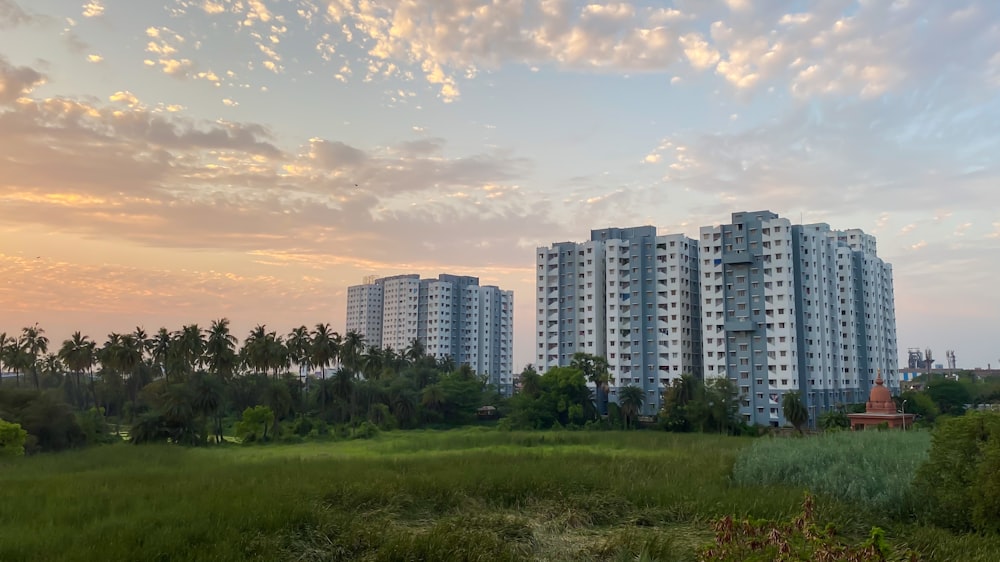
[699,211,897,427]
[345,274,515,394]
[536,227,701,415]
[536,212,897,427]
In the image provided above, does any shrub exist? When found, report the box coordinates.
[699,494,918,561]
[351,421,379,440]
[912,412,1000,533]
[236,405,275,443]
[0,418,27,457]
[76,408,118,445]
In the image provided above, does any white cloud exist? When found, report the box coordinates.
[81,1,103,18]
[108,91,140,107]
[679,33,720,71]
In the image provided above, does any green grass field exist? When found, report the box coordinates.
[1,429,997,561]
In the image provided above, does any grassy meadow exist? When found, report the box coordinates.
[1,429,998,561]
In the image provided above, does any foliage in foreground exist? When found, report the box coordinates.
[912,412,1000,533]
[700,494,918,562]
[2,430,991,562]
[732,430,931,516]
[0,418,27,457]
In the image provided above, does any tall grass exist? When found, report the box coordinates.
[732,430,931,516]
[2,428,996,561]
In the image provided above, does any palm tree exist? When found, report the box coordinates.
[20,324,49,389]
[331,369,354,420]
[205,319,238,379]
[340,331,366,374]
[265,333,288,377]
[421,384,446,417]
[0,332,11,382]
[310,323,339,380]
[59,332,94,408]
[40,353,63,387]
[361,345,385,381]
[618,385,646,430]
[177,324,206,373]
[133,327,153,360]
[0,332,16,386]
[571,352,611,417]
[404,338,426,366]
[240,325,269,375]
[390,389,417,427]
[189,372,224,443]
[152,328,172,380]
[437,355,456,374]
[782,391,809,434]
[286,325,312,379]
[118,334,145,416]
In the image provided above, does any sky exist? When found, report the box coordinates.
[0,0,998,369]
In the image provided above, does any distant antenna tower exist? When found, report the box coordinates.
[946,350,956,370]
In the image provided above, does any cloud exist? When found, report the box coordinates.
[81,1,104,18]
[0,0,33,28]
[0,55,45,104]
[108,90,140,107]
[0,62,561,274]
[280,1,986,102]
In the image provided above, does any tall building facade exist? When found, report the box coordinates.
[536,227,702,415]
[345,274,515,394]
[345,275,387,348]
[699,211,897,427]
[537,212,897,426]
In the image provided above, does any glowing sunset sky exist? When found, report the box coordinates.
[1,0,998,369]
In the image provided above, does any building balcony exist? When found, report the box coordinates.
[724,317,756,331]
[722,250,754,264]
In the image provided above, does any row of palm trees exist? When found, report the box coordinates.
[0,320,439,397]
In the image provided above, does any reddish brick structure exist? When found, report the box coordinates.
[848,370,914,430]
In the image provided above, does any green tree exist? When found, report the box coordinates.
[177,324,207,373]
[205,318,238,379]
[618,385,645,429]
[781,391,809,434]
[926,378,971,416]
[310,323,339,380]
[818,409,850,431]
[286,325,312,379]
[899,390,939,424]
[508,366,593,429]
[59,332,95,409]
[659,374,700,432]
[0,332,12,383]
[189,372,224,443]
[20,324,49,390]
[913,412,1000,533]
[0,418,27,457]
[237,405,275,442]
[571,352,610,416]
[340,331,366,374]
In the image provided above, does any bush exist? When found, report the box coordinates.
[0,418,27,457]
[291,416,314,437]
[236,405,275,443]
[76,408,118,445]
[699,494,917,561]
[351,421,379,440]
[912,412,1000,533]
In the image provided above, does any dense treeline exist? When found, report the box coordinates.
[0,321,516,450]
[3,321,998,453]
